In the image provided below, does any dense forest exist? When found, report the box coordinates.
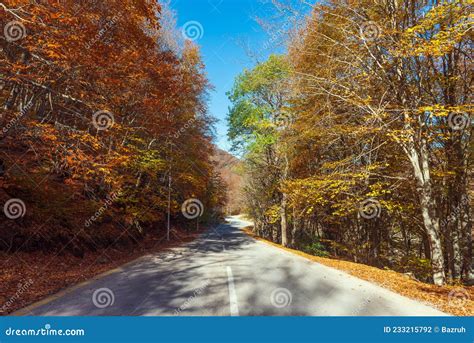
[228,0,473,286]
[1,0,473,320]
[0,0,226,256]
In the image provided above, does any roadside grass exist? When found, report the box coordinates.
[242,226,473,316]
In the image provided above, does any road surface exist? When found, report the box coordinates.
[16,216,446,316]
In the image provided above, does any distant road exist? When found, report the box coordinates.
[16,216,446,316]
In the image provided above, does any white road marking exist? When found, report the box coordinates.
[226,266,239,316]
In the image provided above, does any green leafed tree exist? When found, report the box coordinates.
[227,54,293,245]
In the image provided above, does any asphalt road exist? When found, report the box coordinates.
[17,216,446,316]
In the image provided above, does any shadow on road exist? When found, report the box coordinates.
[25,217,446,316]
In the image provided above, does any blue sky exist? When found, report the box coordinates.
[170,0,298,152]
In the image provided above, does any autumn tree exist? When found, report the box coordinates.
[237,0,472,285]
[0,0,223,253]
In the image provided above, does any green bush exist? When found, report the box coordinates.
[303,240,330,257]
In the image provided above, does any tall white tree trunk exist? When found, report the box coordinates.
[405,139,446,285]
[280,154,289,247]
[281,192,288,247]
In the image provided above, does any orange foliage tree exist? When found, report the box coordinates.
[0,0,225,253]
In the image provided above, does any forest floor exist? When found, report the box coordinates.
[242,227,473,316]
[0,227,205,315]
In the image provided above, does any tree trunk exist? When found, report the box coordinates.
[452,222,462,281]
[405,136,446,285]
[461,193,473,282]
[281,192,288,247]
[290,207,297,246]
[280,153,289,247]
